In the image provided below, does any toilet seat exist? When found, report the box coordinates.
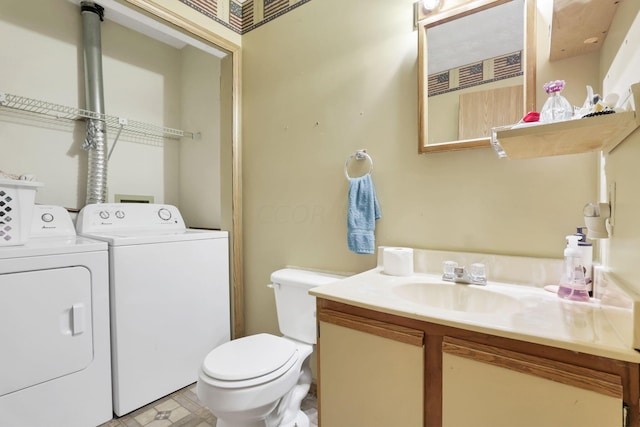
[201,334,299,388]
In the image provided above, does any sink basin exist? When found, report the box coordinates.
[393,282,522,314]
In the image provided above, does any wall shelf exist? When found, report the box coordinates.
[492,83,640,160]
[549,0,621,62]
[0,92,198,141]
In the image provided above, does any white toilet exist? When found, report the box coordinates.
[197,268,343,427]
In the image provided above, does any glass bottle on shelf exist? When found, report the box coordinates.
[540,80,573,123]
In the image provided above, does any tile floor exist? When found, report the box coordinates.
[98,383,318,427]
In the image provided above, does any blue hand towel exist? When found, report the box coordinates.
[347,174,381,254]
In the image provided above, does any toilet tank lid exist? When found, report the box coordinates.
[270,268,346,289]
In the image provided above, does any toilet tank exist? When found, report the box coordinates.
[270,268,345,344]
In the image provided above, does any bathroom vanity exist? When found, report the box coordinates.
[312,268,640,427]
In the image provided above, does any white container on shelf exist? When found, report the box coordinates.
[0,178,43,246]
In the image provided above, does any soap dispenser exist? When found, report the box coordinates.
[557,235,590,302]
[575,227,593,296]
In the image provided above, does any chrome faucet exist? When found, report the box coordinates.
[453,266,471,284]
[442,263,487,285]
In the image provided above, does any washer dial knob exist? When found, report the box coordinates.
[158,208,172,221]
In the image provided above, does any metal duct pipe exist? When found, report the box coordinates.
[81,1,107,204]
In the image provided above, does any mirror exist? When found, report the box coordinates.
[418,0,536,153]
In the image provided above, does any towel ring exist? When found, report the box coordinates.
[344,149,374,179]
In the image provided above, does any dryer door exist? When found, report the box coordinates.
[0,266,93,396]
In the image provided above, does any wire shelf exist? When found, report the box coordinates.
[0,91,198,141]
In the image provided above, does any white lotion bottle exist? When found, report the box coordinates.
[575,227,593,295]
[557,235,590,302]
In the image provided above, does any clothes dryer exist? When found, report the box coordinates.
[76,203,230,416]
[0,205,112,427]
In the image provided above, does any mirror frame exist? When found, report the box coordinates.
[123,0,245,338]
[417,0,536,153]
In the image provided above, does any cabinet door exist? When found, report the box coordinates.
[318,310,424,427]
[442,337,623,427]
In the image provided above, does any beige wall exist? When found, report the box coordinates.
[0,0,87,208]
[601,0,640,294]
[179,46,222,228]
[241,0,598,337]
[9,0,639,374]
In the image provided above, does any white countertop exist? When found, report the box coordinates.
[310,267,640,363]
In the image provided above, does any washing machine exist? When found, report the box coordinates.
[76,203,230,416]
[0,205,112,427]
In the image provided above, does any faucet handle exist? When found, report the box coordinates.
[442,260,458,281]
[469,263,487,285]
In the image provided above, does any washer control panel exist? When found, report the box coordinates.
[76,203,186,233]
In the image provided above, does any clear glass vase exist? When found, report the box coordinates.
[540,91,573,123]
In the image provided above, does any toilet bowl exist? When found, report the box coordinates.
[197,268,344,427]
[197,334,313,427]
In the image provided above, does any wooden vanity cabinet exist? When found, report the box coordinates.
[442,337,623,427]
[317,308,424,427]
[317,298,640,427]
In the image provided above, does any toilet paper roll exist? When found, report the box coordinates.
[383,247,414,276]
